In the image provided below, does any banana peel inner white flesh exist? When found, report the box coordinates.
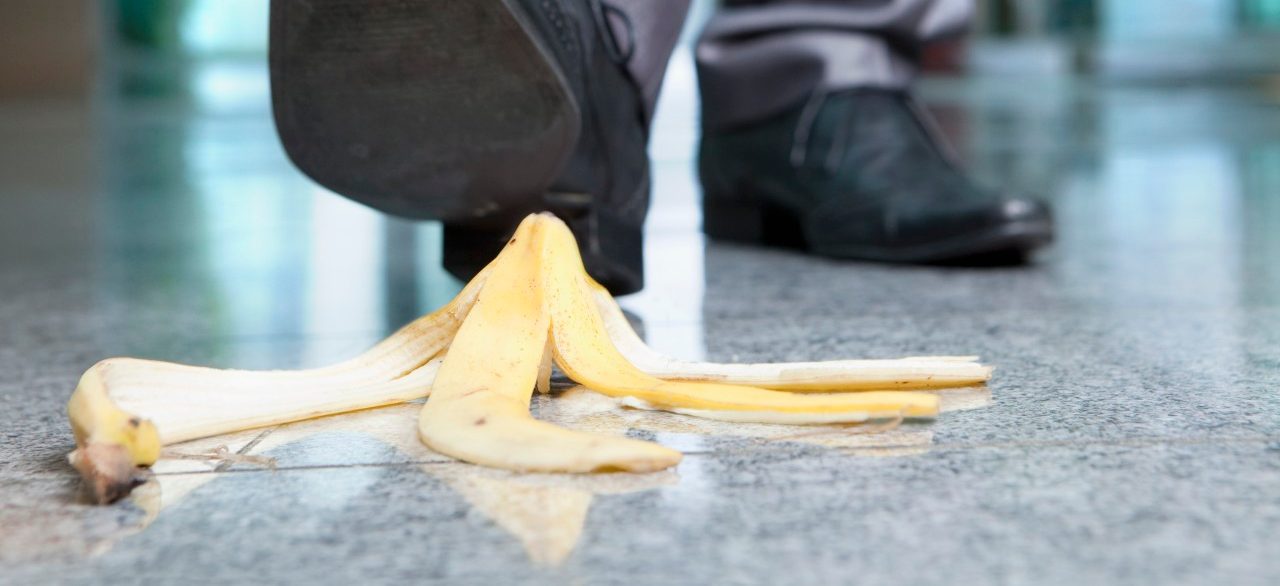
[66,213,991,503]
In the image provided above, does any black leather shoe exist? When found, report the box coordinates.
[699,88,1053,264]
[270,0,651,294]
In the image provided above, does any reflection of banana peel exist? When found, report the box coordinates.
[542,385,992,455]
[123,405,675,566]
[109,378,985,566]
[433,464,678,566]
[68,214,992,503]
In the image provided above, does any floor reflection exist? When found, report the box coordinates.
[111,383,988,566]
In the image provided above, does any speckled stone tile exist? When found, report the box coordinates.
[5,441,1277,585]
[699,242,1280,320]
[694,307,1280,443]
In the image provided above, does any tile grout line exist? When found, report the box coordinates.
[12,435,1275,482]
[142,433,1280,478]
[213,426,277,473]
[835,434,1280,455]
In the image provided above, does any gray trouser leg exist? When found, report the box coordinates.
[697,0,973,131]
[606,0,693,120]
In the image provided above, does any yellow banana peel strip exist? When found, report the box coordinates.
[67,212,986,503]
[590,283,992,391]
[540,216,940,423]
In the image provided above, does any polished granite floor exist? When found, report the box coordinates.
[3,47,1280,584]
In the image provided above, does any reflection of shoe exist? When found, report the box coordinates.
[270,0,650,294]
[699,89,1054,264]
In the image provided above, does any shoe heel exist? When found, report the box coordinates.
[702,195,766,244]
[703,190,807,248]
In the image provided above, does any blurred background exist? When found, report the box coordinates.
[2,0,1279,363]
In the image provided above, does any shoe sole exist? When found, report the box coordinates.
[703,196,1053,265]
[444,177,649,296]
[269,0,579,223]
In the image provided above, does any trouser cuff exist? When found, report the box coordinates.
[698,29,916,131]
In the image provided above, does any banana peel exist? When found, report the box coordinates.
[591,285,992,391]
[64,268,486,504]
[540,217,941,422]
[67,213,991,503]
[417,218,681,472]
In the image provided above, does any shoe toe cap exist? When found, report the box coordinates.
[995,197,1053,226]
[903,196,1052,242]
